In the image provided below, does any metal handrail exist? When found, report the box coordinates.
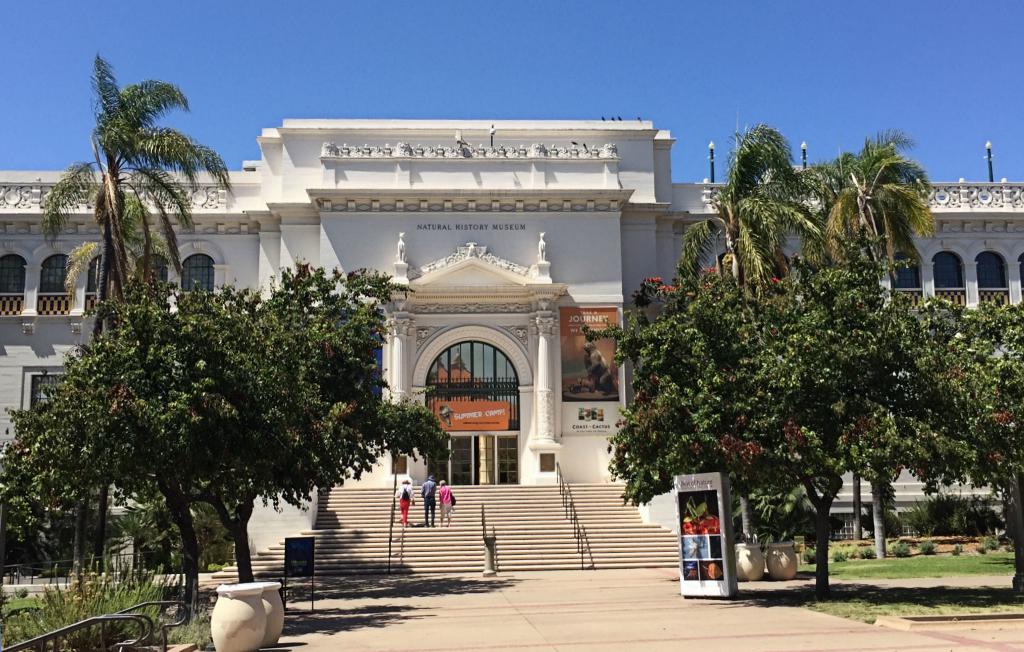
[556,462,595,570]
[116,600,189,651]
[3,551,163,587]
[4,613,153,652]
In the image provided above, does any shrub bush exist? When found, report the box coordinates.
[978,544,988,555]
[902,494,1002,537]
[1,572,166,649]
[892,542,912,558]
[831,549,849,563]
[952,544,963,556]
[802,547,817,565]
[918,540,937,555]
[982,536,1000,551]
[859,546,877,559]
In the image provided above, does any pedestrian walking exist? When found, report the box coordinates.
[396,478,414,527]
[421,474,438,527]
[438,480,454,527]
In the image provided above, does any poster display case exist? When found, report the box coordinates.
[674,473,738,598]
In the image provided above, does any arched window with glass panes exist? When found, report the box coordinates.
[892,253,921,305]
[38,254,70,315]
[976,251,1008,304]
[932,252,965,305]
[0,254,26,315]
[181,254,214,292]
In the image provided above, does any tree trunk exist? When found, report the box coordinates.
[72,499,87,579]
[1008,476,1024,593]
[871,480,887,559]
[852,474,862,541]
[160,484,200,612]
[92,219,113,338]
[209,497,255,584]
[739,495,755,542]
[93,485,109,563]
[813,502,832,600]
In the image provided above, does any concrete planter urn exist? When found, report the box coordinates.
[765,542,798,581]
[211,583,268,652]
[255,581,285,647]
[734,543,765,581]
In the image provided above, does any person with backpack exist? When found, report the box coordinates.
[421,474,438,527]
[395,478,414,527]
[438,479,455,527]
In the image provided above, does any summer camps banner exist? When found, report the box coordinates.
[432,399,512,432]
[559,307,620,403]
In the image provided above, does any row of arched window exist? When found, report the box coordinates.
[0,253,216,316]
[894,251,1015,305]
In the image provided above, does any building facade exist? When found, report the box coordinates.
[2,119,1023,494]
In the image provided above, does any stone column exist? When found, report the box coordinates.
[965,260,979,307]
[389,315,411,400]
[921,260,935,299]
[534,312,555,442]
[1010,260,1022,305]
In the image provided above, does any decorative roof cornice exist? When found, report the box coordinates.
[320,142,619,161]
[309,188,633,214]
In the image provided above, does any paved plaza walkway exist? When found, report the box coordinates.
[271,568,1024,651]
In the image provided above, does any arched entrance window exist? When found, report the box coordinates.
[977,251,1008,304]
[38,254,70,315]
[426,341,520,485]
[893,253,921,289]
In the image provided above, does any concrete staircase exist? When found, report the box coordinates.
[213,484,678,579]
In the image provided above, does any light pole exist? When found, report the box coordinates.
[801,141,808,169]
[708,141,715,183]
[986,141,994,183]
[0,429,7,589]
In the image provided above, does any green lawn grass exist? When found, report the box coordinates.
[800,586,1024,623]
[800,552,1014,579]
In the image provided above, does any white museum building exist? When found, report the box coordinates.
[1,119,1022,532]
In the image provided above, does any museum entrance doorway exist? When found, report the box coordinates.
[426,341,520,485]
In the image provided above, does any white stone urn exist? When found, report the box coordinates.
[255,581,284,647]
[212,583,268,652]
[765,542,798,581]
[734,543,765,581]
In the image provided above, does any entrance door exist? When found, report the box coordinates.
[438,434,518,485]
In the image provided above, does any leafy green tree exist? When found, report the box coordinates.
[2,267,448,603]
[608,240,951,599]
[804,132,933,556]
[41,55,231,567]
[923,300,1024,591]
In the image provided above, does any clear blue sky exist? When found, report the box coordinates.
[1,1,1020,182]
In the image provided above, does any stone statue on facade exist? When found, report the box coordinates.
[396,232,407,263]
[537,232,547,263]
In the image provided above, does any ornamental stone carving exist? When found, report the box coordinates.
[0,183,226,212]
[0,186,35,210]
[414,302,533,314]
[502,325,530,345]
[929,184,1024,209]
[417,242,530,277]
[320,142,621,160]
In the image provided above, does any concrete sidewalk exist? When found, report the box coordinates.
[269,568,1024,651]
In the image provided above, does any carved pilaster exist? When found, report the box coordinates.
[534,313,556,442]
[389,315,413,400]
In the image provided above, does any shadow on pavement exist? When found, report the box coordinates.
[732,582,1024,613]
[277,574,520,639]
[286,573,519,601]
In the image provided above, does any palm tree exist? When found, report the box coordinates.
[42,55,231,578]
[822,131,932,268]
[681,124,820,289]
[809,132,932,559]
[680,125,818,540]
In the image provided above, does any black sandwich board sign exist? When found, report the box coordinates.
[284,536,315,610]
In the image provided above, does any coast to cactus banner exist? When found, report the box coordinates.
[559,307,620,403]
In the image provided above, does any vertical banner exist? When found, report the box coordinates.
[560,307,619,402]
[674,473,738,598]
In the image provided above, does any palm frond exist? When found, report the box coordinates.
[42,163,97,239]
[91,56,121,121]
[64,242,99,294]
[679,219,718,278]
[119,80,189,130]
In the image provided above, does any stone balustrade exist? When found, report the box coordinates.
[0,184,229,212]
